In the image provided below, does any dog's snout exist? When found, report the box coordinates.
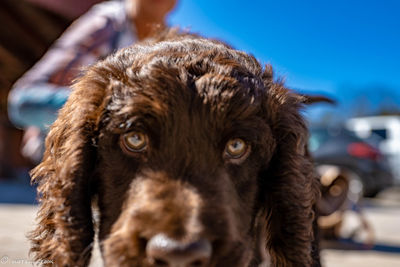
[146,234,212,267]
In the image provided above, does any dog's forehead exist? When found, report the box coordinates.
[105,38,265,121]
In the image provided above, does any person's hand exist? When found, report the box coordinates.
[21,126,44,164]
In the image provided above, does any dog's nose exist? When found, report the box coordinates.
[146,234,212,267]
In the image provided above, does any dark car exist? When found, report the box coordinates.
[309,127,394,197]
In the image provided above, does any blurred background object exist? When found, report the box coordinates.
[346,115,400,184]
[25,0,102,19]
[0,0,102,179]
[310,126,394,197]
[316,164,374,243]
[0,0,101,102]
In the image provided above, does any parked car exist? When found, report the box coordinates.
[346,115,400,183]
[309,127,394,197]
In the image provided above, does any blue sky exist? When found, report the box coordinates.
[168,0,400,121]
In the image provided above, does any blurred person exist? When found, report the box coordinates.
[7,0,178,163]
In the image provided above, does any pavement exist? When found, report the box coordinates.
[0,184,400,266]
[0,204,35,267]
[321,192,400,267]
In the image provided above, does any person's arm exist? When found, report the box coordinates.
[8,84,70,131]
[8,2,120,131]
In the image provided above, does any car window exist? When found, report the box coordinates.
[309,129,330,152]
[371,129,387,140]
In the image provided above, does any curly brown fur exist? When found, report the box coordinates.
[30,32,320,267]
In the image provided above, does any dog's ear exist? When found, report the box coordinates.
[258,66,320,266]
[29,68,110,266]
[297,94,336,105]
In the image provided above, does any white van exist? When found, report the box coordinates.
[346,115,400,183]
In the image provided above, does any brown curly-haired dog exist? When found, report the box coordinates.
[30,33,320,267]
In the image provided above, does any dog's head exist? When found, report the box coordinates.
[31,34,318,267]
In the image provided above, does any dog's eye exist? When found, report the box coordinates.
[122,131,148,152]
[225,138,248,159]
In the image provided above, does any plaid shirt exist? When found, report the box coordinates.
[8,0,137,130]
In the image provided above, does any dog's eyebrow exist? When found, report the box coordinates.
[106,112,162,135]
[222,118,268,138]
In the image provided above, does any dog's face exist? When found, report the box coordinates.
[31,34,317,267]
[95,50,275,265]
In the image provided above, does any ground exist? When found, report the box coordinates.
[0,188,399,266]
